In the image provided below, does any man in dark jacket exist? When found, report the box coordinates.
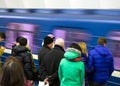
[38,35,55,66]
[38,35,55,80]
[12,37,34,80]
[88,37,114,86]
[11,36,23,55]
[41,38,65,86]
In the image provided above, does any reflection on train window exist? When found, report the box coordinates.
[108,31,120,70]
[6,23,39,53]
[53,28,91,48]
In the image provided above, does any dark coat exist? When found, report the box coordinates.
[81,54,90,86]
[81,53,88,74]
[41,45,65,86]
[12,45,33,80]
[38,45,51,66]
[88,45,114,84]
[38,45,51,80]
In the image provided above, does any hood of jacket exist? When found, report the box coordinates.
[64,48,81,60]
[95,45,110,57]
[13,45,30,53]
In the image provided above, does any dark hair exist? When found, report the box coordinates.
[44,36,54,45]
[69,43,82,51]
[0,32,6,39]
[98,37,107,45]
[0,56,25,86]
[16,36,23,43]
[19,37,27,46]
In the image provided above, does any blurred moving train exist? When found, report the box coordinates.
[0,9,120,86]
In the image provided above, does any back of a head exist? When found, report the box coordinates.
[47,34,55,40]
[19,37,27,46]
[42,34,55,46]
[69,43,82,51]
[55,38,64,48]
[0,32,6,39]
[98,37,107,45]
[44,36,54,46]
[0,56,25,86]
[65,43,81,60]
[79,42,87,55]
[16,36,23,43]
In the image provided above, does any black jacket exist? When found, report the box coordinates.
[12,45,33,80]
[41,45,65,86]
[38,45,51,66]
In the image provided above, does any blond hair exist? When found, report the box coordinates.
[78,42,88,56]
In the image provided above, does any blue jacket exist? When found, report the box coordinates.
[88,45,114,84]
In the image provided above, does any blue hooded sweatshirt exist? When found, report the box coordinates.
[88,45,114,84]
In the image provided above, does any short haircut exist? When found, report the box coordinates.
[44,36,54,45]
[55,38,64,47]
[98,37,107,45]
[69,43,82,51]
[0,32,6,39]
[19,37,27,46]
[16,36,23,42]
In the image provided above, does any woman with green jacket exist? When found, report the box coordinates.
[58,43,85,86]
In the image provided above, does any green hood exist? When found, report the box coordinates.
[64,48,81,59]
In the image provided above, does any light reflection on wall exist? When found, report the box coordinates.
[6,23,38,53]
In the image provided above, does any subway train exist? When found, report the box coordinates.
[0,9,120,86]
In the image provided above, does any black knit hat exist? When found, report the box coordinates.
[44,36,54,45]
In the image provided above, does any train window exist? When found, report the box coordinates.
[53,28,91,48]
[0,9,8,13]
[13,9,30,13]
[5,23,39,53]
[108,31,120,70]
[33,9,57,14]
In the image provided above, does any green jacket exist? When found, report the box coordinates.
[58,48,85,86]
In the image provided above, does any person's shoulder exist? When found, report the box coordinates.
[89,48,96,53]
[80,61,84,64]
[60,58,66,63]
[39,46,47,52]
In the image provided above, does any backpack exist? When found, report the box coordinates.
[27,51,39,81]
